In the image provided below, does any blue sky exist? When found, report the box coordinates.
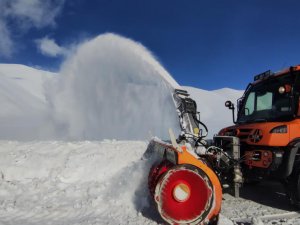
[1,0,300,90]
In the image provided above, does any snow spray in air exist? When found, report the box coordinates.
[49,33,180,140]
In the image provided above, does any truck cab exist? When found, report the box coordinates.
[219,66,300,205]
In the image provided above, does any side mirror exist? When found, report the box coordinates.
[225,100,234,110]
[225,100,236,124]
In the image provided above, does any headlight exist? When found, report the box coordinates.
[270,125,287,133]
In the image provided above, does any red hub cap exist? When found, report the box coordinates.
[154,165,213,224]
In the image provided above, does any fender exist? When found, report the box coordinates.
[277,138,300,178]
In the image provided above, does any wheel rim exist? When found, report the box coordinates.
[155,165,213,224]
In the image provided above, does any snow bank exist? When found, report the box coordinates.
[0,140,157,225]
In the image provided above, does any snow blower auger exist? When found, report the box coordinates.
[145,89,243,225]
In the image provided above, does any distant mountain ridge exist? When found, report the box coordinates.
[0,64,56,101]
[184,86,243,137]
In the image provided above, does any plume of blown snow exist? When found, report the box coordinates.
[47,33,180,140]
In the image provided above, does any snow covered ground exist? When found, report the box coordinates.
[0,140,153,225]
[1,33,300,224]
[0,141,299,225]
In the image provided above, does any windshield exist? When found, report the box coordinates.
[237,74,294,123]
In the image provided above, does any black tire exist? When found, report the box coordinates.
[244,178,261,186]
[286,162,300,208]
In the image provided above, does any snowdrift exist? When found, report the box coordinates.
[0,141,155,224]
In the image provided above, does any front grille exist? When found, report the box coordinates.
[239,135,249,140]
[238,128,252,141]
[223,128,253,142]
[239,129,252,133]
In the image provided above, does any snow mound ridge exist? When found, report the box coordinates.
[0,63,56,101]
[0,141,155,225]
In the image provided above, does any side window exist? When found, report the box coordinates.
[244,92,255,115]
[257,92,272,111]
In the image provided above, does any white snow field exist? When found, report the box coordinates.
[0,141,299,225]
[0,141,154,225]
[0,33,300,224]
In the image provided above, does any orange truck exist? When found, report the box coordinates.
[146,65,300,224]
[220,65,300,206]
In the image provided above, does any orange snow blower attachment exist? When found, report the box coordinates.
[147,138,222,225]
[145,89,242,225]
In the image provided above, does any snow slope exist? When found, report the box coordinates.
[0,64,55,102]
[185,87,243,137]
[0,64,56,140]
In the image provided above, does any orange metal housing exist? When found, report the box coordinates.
[149,139,222,224]
[219,119,300,148]
[176,146,222,224]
